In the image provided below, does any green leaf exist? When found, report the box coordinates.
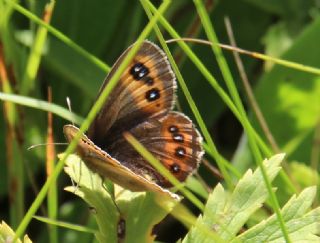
[183,154,320,242]
[64,154,119,242]
[42,0,136,98]
[63,154,179,243]
[289,162,319,188]
[0,92,83,124]
[0,221,32,243]
[243,0,287,15]
[43,38,106,98]
[234,15,320,168]
[244,0,315,19]
[117,190,178,243]
[183,153,284,242]
[236,187,320,242]
[50,0,127,55]
[262,21,294,64]
[253,16,320,162]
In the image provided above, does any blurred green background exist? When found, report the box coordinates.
[0,0,319,242]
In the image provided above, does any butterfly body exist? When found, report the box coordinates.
[64,41,204,196]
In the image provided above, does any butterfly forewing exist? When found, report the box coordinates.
[88,41,176,148]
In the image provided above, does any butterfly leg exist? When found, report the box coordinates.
[71,156,83,193]
[100,176,123,215]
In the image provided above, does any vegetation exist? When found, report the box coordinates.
[0,0,319,242]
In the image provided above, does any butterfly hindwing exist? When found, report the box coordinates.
[106,111,203,187]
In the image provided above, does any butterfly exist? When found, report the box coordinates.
[63,40,204,197]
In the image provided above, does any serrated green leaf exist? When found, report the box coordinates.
[183,154,285,242]
[183,184,226,243]
[64,154,119,243]
[236,187,320,242]
[63,153,179,243]
[0,221,32,243]
[117,190,178,243]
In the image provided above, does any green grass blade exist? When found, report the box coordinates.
[20,2,55,95]
[0,92,84,124]
[33,216,97,234]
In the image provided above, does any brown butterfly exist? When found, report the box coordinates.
[64,40,204,197]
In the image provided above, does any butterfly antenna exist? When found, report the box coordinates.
[27,143,68,150]
[66,96,75,126]
[71,177,77,192]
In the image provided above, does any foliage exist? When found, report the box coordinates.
[0,0,319,242]
[0,221,32,243]
[184,154,320,242]
[63,154,179,243]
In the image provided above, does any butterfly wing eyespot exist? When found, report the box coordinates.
[170,163,181,173]
[130,62,149,80]
[145,88,161,102]
[174,147,186,158]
